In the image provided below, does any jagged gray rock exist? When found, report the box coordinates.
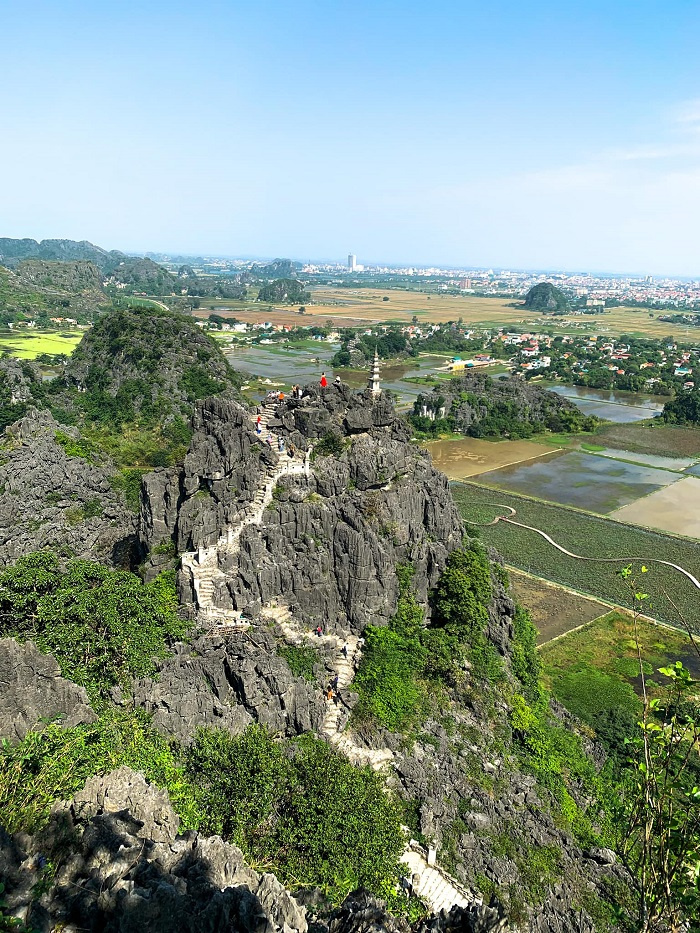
[0,767,308,933]
[0,408,136,566]
[140,390,463,631]
[326,889,509,933]
[0,637,96,741]
[132,629,326,744]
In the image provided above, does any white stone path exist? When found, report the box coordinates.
[180,399,479,912]
[180,400,309,632]
[261,603,480,913]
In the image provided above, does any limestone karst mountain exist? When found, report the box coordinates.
[0,354,636,930]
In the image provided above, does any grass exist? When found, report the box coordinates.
[593,421,700,458]
[0,329,84,358]
[540,611,699,716]
[453,481,700,629]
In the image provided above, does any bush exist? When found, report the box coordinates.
[185,725,405,903]
[277,644,318,681]
[0,552,187,703]
[0,709,200,835]
[313,431,346,458]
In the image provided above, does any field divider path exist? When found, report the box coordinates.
[474,504,700,592]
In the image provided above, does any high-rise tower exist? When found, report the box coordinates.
[348,253,357,272]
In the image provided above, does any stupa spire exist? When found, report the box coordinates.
[369,348,381,397]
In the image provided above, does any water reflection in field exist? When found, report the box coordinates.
[426,437,559,479]
[548,385,665,423]
[475,450,680,513]
[226,344,450,407]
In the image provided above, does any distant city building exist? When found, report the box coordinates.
[348,253,357,272]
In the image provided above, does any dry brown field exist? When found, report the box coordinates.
[194,288,700,340]
[507,569,609,644]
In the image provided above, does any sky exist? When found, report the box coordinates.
[3,0,700,275]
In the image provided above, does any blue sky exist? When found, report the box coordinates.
[3,0,700,274]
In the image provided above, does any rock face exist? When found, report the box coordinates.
[131,628,327,744]
[0,357,36,405]
[0,637,96,741]
[0,767,308,933]
[0,408,135,566]
[140,388,463,632]
[327,890,508,933]
[414,373,581,436]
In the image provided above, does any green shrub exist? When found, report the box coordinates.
[110,468,146,511]
[185,725,405,904]
[0,552,187,703]
[511,606,541,699]
[277,644,318,681]
[0,710,200,835]
[550,664,639,727]
[54,430,96,461]
[313,431,346,458]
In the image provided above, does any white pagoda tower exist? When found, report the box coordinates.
[368,348,381,397]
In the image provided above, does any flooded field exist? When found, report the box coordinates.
[548,384,665,423]
[475,449,680,513]
[591,448,697,472]
[610,475,700,538]
[425,437,559,479]
[225,344,449,407]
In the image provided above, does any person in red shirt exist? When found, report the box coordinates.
[320,372,328,388]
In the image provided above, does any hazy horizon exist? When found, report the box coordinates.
[4,0,700,276]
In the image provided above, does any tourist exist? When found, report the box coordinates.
[278,437,285,453]
[320,372,328,388]
[266,434,273,447]
[315,625,323,637]
[278,391,285,401]
[287,444,295,459]
[334,374,342,386]
[341,642,349,659]
[326,687,334,702]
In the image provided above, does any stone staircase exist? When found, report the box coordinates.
[400,844,478,913]
[266,602,477,912]
[180,402,310,632]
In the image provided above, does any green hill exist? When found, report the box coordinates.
[522,281,569,313]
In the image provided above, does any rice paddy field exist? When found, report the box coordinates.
[507,569,609,644]
[0,329,84,358]
[452,481,700,630]
[539,612,700,717]
[196,286,700,340]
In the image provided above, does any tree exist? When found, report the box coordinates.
[0,551,186,701]
[616,565,700,931]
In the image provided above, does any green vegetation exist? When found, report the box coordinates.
[0,551,187,703]
[663,388,700,425]
[452,482,700,627]
[277,643,318,681]
[411,374,598,440]
[0,709,199,835]
[522,282,569,314]
[53,430,97,461]
[109,467,146,511]
[312,431,347,458]
[185,725,405,903]
[353,549,501,734]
